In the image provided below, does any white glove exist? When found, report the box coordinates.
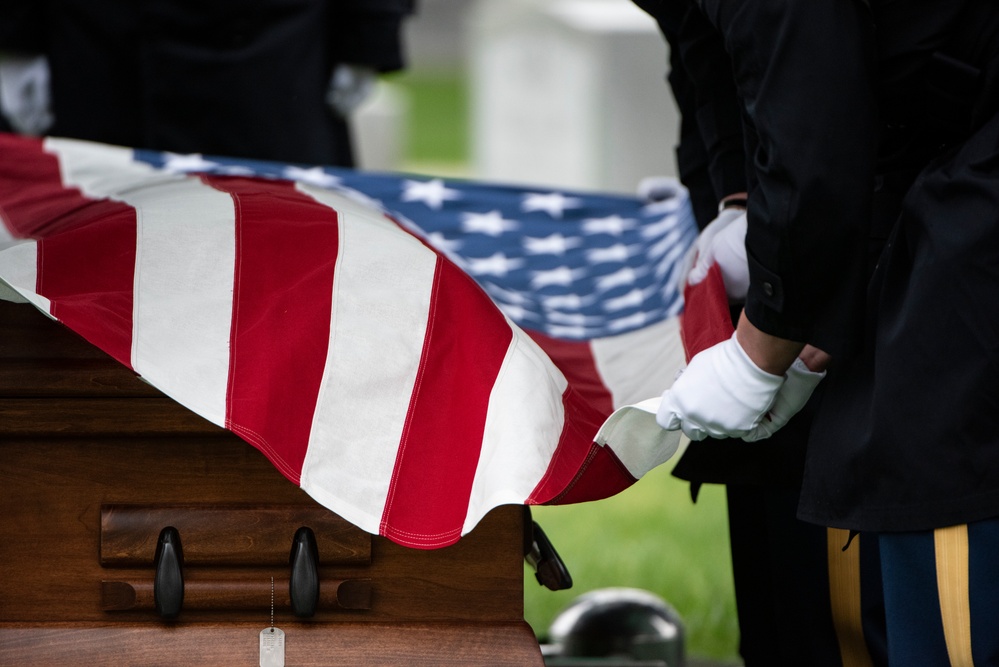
[657,333,784,441]
[685,208,749,302]
[637,175,684,203]
[326,64,377,118]
[741,357,826,441]
[0,54,54,136]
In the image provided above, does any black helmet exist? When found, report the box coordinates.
[544,587,685,665]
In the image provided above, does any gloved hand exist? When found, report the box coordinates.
[685,207,749,302]
[0,54,54,136]
[742,357,826,441]
[326,64,377,118]
[636,175,684,203]
[657,332,784,441]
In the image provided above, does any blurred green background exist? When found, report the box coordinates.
[388,70,742,663]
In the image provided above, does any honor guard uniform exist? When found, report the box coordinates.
[634,1,886,664]
[0,0,415,166]
[658,0,999,661]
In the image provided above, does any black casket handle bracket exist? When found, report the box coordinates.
[289,526,320,618]
[153,526,184,620]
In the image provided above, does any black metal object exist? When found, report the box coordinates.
[523,508,573,591]
[542,588,685,666]
[289,526,320,618]
[153,526,184,620]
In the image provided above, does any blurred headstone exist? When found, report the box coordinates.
[467,0,679,194]
[353,81,409,171]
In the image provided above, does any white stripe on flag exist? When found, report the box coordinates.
[591,316,685,408]
[0,211,16,249]
[595,398,681,479]
[0,241,48,310]
[463,325,569,534]
[43,138,183,198]
[45,138,237,425]
[296,184,439,532]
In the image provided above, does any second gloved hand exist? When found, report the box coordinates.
[741,357,826,441]
[0,54,54,136]
[685,207,749,302]
[657,333,784,441]
[326,64,377,118]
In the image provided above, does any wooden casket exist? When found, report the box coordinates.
[0,300,544,666]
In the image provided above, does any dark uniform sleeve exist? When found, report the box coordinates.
[698,0,878,356]
[672,4,745,210]
[0,1,47,53]
[329,0,416,73]
[633,0,746,229]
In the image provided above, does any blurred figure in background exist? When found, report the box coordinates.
[0,0,415,165]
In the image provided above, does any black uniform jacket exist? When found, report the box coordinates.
[801,0,999,532]
[636,0,875,491]
[694,0,878,359]
[0,0,415,165]
[633,0,746,229]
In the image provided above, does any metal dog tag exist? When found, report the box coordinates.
[259,627,285,667]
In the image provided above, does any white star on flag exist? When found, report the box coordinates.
[284,166,342,188]
[465,252,525,277]
[648,227,689,262]
[657,249,690,290]
[215,165,256,176]
[640,214,682,239]
[595,267,642,292]
[402,178,462,210]
[607,310,656,331]
[540,293,594,310]
[642,196,683,216]
[530,266,588,289]
[523,233,582,255]
[602,289,647,311]
[461,210,520,236]
[162,153,220,173]
[545,324,592,338]
[482,283,534,306]
[586,244,639,263]
[521,192,582,218]
[582,215,637,235]
[545,311,604,326]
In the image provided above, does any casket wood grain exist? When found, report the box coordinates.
[0,301,543,665]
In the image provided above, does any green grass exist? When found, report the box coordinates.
[386,70,469,166]
[394,70,741,663]
[524,463,741,663]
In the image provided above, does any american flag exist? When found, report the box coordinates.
[0,134,696,549]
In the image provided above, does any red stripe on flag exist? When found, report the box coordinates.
[524,328,615,418]
[679,262,734,361]
[204,176,338,484]
[0,134,137,367]
[525,385,610,504]
[380,258,513,548]
[545,443,637,505]
[0,135,62,239]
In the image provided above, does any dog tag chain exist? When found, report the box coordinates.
[260,577,285,667]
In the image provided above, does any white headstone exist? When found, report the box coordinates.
[353,82,409,171]
[467,0,680,194]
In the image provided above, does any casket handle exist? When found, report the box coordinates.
[289,527,320,618]
[153,526,184,620]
